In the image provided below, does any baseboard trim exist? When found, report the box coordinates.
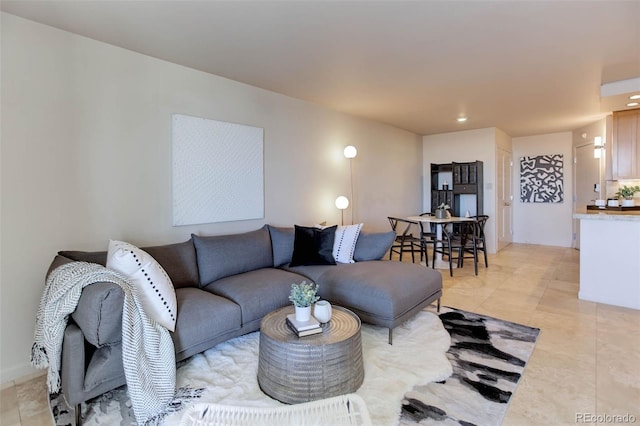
[1,363,44,388]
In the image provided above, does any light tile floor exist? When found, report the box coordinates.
[1,243,638,425]
[432,244,640,426]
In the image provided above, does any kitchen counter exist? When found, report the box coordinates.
[586,205,640,214]
[574,214,640,310]
[574,213,640,221]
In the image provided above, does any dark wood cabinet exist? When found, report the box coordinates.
[430,163,454,213]
[430,189,453,212]
[431,161,483,216]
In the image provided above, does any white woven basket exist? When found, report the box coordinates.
[179,393,372,426]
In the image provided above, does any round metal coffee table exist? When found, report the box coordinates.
[257,305,364,404]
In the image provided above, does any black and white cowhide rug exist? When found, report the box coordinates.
[400,307,540,426]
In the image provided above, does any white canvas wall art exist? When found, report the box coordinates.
[172,114,264,226]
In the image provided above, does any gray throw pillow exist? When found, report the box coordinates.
[60,240,200,289]
[143,240,200,289]
[353,231,396,261]
[267,225,295,267]
[192,225,273,286]
[58,250,107,265]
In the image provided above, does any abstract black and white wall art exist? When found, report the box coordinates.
[519,154,564,203]
[172,114,264,226]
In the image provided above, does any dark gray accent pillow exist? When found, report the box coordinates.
[143,240,200,288]
[353,231,396,261]
[192,225,274,286]
[60,239,200,289]
[290,225,337,267]
[267,225,295,267]
[58,250,107,265]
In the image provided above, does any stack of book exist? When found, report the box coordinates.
[286,314,322,337]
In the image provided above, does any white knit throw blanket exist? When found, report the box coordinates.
[31,261,176,425]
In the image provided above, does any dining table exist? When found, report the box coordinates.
[407,215,476,269]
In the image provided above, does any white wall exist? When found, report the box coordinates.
[512,132,573,247]
[422,128,498,253]
[0,14,423,383]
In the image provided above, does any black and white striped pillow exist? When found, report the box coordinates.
[333,223,363,263]
[106,240,177,331]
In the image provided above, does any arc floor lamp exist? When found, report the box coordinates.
[343,145,357,225]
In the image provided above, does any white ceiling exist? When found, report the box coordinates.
[2,0,639,137]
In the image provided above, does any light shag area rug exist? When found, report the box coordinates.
[51,310,452,426]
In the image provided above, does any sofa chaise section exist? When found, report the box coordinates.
[270,225,443,344]
[284,262,442,344]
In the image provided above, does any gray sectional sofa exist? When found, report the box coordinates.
[49,224,442,417]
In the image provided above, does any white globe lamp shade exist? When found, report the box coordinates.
[343,145,357,159]
[335,196,349,210]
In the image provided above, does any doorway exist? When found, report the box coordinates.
[574,144,601,249]
[496,148,513,251]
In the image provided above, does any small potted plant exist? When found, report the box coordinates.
[615,185,640,207]
[289,281,320,322]
[435,203,450,219]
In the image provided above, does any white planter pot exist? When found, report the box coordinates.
[622,199,635,207]
[435,209,447,219]
[295,306,311,322]
[314,300,332,323]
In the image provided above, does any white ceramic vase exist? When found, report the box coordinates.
[622,199,635,207]
[295,305,311,322]
[314,300,332,323]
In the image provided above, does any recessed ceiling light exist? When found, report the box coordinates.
[629,95,640,100]
[627,102,639,107]
[457,117,467,123]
